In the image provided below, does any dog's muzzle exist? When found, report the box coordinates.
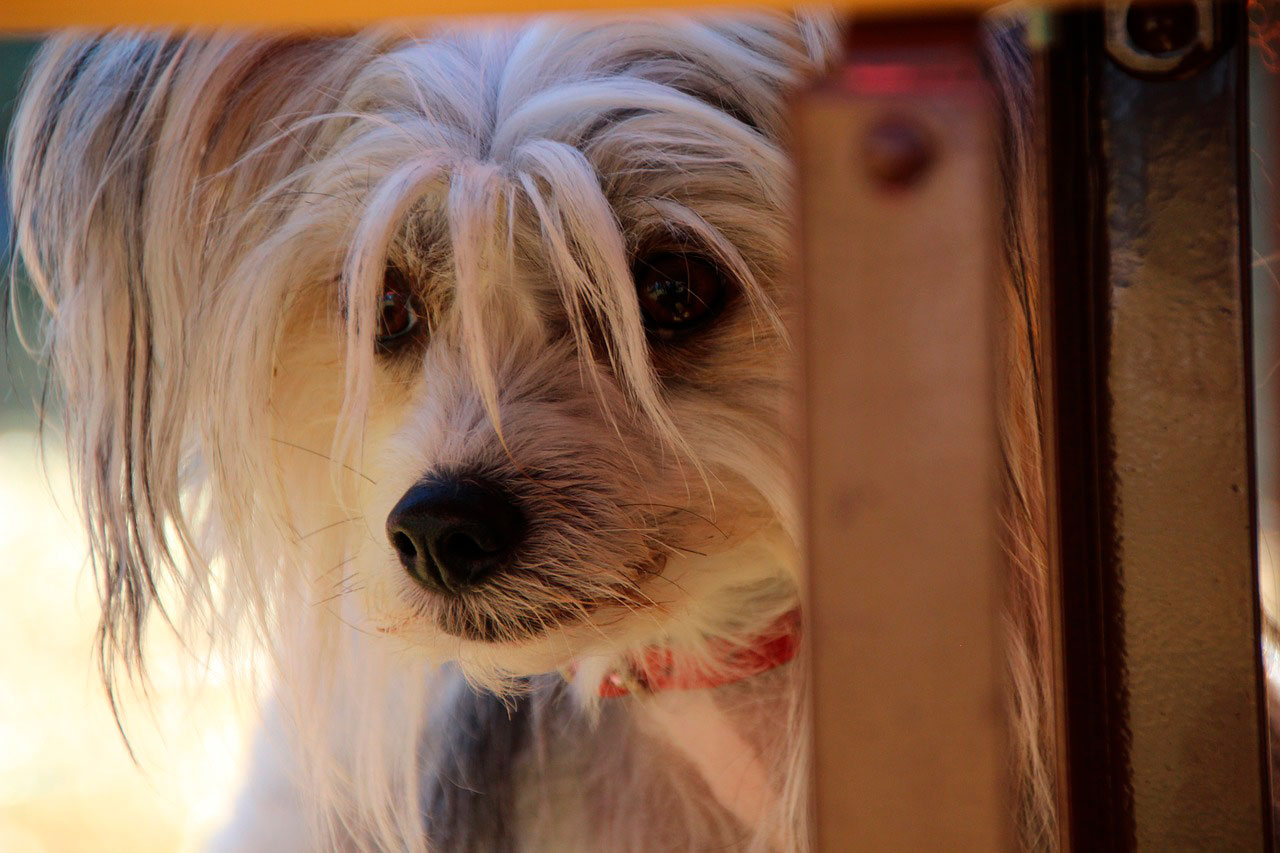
[386,476,526,594]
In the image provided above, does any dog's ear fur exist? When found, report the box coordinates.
[7,32,384,701]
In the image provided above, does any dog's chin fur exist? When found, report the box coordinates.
[7,12,1052,852]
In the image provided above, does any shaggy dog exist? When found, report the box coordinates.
[7,13,1050,851]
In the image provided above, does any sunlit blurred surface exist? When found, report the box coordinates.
[0,36,258,853]
[0,429,255,852]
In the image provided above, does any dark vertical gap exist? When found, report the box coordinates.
[1038,9,1136,847]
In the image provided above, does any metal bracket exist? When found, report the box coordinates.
[1039,1,1272,846]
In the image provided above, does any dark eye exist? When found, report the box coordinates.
[633,252,725,334]
[375,267,423,351]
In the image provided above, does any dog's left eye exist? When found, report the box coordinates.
[376,289,420,348]
[634,253,725,334]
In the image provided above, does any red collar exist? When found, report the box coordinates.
[597,609,801,698]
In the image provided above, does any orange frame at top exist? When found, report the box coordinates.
[1,0,1010,34]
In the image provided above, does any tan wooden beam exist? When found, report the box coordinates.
[796,18,1012,850]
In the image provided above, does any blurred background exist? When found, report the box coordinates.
[2,22,1280,853]
[0,39,255,853]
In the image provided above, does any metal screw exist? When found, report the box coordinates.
[1126,1,1200,56]
[1106,0,1215,76]
[863,119,934,190]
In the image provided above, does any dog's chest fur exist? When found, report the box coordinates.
[422,668,796,851]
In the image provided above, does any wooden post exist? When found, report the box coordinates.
[796,19,1012,849]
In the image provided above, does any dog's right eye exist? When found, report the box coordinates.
[376,269,424,352]
[633,252,726,337]
[377,291,418,341]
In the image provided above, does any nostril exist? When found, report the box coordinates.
[440,530,487,564]
[391,527,443,589]
[391,530,417,561]
[440,527,481,555]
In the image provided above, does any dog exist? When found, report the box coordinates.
[6,12,1052,850]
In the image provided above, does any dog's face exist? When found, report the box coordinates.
[11,15,834,683]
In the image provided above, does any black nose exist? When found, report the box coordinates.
[386,477,525,593]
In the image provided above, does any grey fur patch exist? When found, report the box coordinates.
[421,674,535,852]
